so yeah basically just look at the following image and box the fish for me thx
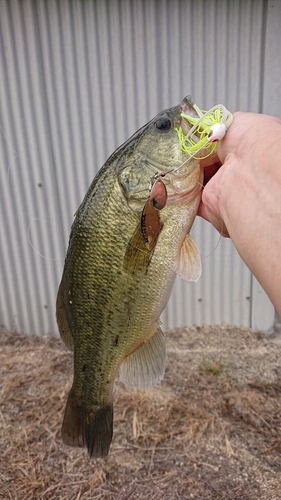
[56,96,204,458]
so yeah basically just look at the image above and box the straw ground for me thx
[1,318,281,499]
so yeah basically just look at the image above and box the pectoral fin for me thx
[119,326,166,390]
[124,201,162,274]
[174,234,202,282]
[123,225,151,273]
[141,200,162,251]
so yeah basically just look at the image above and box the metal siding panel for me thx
[262,1,281,118]
[251,277,276,333]
[162,219,252,329]
[0,0,275,336]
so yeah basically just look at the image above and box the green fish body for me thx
[56,97,203,458]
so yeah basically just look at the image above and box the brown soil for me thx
[1,317,281,499]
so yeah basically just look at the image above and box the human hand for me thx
[198,111,281,314]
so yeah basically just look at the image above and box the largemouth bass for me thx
[56,96,204,458]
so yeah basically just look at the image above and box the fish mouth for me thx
[180,96,200,136]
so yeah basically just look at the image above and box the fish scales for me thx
[57,97,204,458]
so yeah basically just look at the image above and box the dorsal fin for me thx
[56,281,74,348]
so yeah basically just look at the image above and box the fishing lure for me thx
[148,102,233,190]
[176,102,233,161]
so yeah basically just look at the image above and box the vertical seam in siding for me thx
[259,0,268,113]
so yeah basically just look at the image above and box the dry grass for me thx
[1,322,281,499]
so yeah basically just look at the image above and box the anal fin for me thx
[119,326,166,390]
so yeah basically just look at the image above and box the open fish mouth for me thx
[180,96,200,136]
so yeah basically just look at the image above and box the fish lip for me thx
[180,95,200,118]
[180,95,195,114]
[180,96,200,136]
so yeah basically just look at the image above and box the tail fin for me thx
[61,389,113,458]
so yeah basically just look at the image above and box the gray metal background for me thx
[1,0,280,336]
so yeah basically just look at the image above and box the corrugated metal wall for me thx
[1,0,280,336]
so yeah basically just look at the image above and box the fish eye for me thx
[155,116,172,131]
